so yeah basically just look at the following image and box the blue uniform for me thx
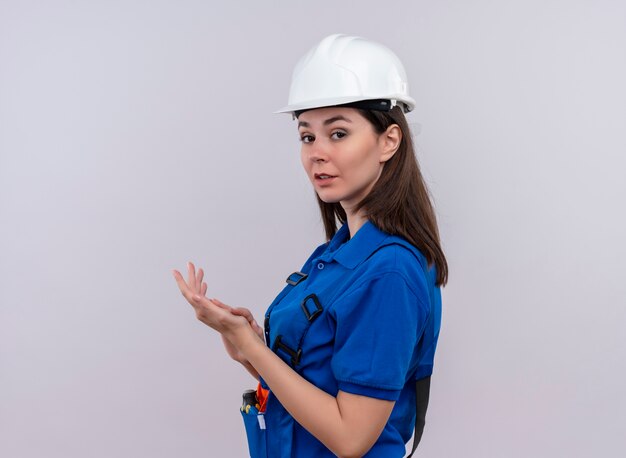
[256,220,442,457]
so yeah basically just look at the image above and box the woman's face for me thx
[297,107,400,211]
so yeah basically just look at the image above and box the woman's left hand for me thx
[172,262,251,339]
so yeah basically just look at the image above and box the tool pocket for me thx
[240,385,269,458]
[241,405,266,458]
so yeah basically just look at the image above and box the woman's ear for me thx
[379,124,402,163]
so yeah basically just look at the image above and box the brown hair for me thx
[315,106,448,286]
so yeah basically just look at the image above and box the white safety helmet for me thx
[276,34,415,116]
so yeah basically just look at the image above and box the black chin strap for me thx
[407,376,431,457]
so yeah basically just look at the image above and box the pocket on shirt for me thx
[240,388,267,458]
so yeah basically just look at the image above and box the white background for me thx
[1,1,625,457]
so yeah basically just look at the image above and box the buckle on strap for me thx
[286,271,308,286]
[300,294,323,322]
[273,335,302,366]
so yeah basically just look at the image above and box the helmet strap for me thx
[294,99,397,118]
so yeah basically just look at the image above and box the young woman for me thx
[173,34,447,458]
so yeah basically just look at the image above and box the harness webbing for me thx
[407,375,431,457]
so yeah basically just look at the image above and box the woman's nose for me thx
[306,142,328,163]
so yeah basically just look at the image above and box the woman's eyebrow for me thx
[323,115,352,125]
[298,115,353,128]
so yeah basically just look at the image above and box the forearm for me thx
[236,331,384,457]
[240,359,260,381]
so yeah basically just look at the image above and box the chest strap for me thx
[286,271,308,286]
[269,291,325,368]
[264,265,348,370]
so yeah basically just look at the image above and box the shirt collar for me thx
[322,220,391,270]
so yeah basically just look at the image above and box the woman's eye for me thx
[300,134,314,143]
[331,131,347,140]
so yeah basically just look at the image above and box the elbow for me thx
[336,451,369,458]
[333,439,374,458]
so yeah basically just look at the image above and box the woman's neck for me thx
[344,208,368,239]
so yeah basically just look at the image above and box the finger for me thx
[248,316,262,329]
[232,307,254,321]
[252,322,264,340]
[195,296,241,321]
[201,282,208,296]
[172,269,192,297]
[192,295,230,327]
[211,298,228,308]
[173,269,203,307]
[193,293,211,305]
[246,315,262,331]
[231,308,263,339]
[196,268,204,294]
[208,297,232,311]
[187,261,197,291]
[231,307,261,331]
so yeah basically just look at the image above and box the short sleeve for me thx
[329,272,428,401]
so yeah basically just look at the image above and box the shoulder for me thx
[328,243,431,327]
[323,244,430,317]
[359,237,428,295]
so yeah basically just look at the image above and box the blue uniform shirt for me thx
[261,220,442,457]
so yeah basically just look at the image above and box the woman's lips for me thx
[314,173,337,186]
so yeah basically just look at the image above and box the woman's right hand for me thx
[213,299,264,342]
[210,298,264,378]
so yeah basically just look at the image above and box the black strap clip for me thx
[300,294,323,322]
[263,315,270,344]
[286,271,308,286]
[273,335,302,367]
